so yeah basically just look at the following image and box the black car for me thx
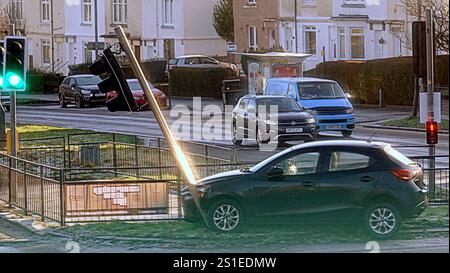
[59,75,105,108]
[182,140,429,239]
[232,95,318,146]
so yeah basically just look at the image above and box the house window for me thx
[112,0,127,24]
[247,0,257,6]
[248,26,258,50]
[351,28,365,59]
[163,0,174,26]
[42,40,51,64]
[10,0,23,20]
[304,26,316,55]
[41,0,50,23]
[303,0,316,5]
[344,0,365,5]
[338,28,346,59]
[82,0,92,24]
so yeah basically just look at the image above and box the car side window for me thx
[247,99,257,113]
[273,152,320,176]
[287,84,298,100]
[329,152,371,172]
[62,78,70,85]
[201,58,218,65]
[185,58,201,65]
[239,99,248,110]
[266,82,287,96]
[69,78,76,86]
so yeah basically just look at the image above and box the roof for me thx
[242,95,295,100]
[176,55,211,59]
[66,74,98,78]
[269,77,337,83]
[293,140,390,150]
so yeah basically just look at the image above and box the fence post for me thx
[8,156,12,208]
[40,166,45,221]
[23,161,28,215]
[63,137,67,169]
[59,169,66,226]
[112,134,118,178]
[429,151,436,199]
[67,135,72,169]
[158,138,163,180]
[134,136,140,177]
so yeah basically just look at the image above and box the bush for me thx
[169,67,235,98]
[26,72,65,93]
[305,56,449,106]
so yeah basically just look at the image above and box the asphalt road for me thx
[7,104,449,160]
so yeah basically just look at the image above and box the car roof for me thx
[67,74,98,78]
[292,140,390,151]
[242,95,294,100]
[176,55,213,59]
[268,77,337,83]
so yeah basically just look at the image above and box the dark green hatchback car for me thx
[182,140,429,239]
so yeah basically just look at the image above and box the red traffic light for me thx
[426,121,439,145]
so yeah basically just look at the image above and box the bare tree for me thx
[0,2,26,37]
[396,0,449,54]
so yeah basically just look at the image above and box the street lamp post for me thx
[294,0,298,53]
[94,0,99,59]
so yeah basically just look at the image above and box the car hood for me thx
[79,85,100,91]
[299,98,352,110]
[269,111,313,121]
[197,170,251,185]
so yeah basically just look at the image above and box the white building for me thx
[1,0,227,75]
[279,0,411,70]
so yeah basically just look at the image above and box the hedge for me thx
[304,55,449,106]
[169,67,235,99]
[26,72,65,93]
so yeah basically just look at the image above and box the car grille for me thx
[278,120,309,126]
[318,119,348,124]
[313,107,349,115]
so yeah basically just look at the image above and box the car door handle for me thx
[360,176,375,183]
[302,181,317,188]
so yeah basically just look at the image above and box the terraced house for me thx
[0,0,226,75]
[233,0,412,70]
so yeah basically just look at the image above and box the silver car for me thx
[166,55,238,77]
[0,91,10,112]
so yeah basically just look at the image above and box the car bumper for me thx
[272,125,318,141]
[181,194,202,222]
[314,114,355,132]
[84,95,106,104]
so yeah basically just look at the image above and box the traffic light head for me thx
[3,37,27,91]
[426,121,439,145]
[89,48,138,112]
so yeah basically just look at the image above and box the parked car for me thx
[264,77,355,137]
[166,55,238,77]
[106,79,167,109]
[182,140,429,239]
[59,75,105,108]
[232,95,318,146]
[0,91,10,112]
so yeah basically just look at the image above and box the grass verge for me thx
[383,117,449,131]
[59,206,449,250]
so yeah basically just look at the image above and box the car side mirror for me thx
[345,93,352,99]
[267,167,284,180]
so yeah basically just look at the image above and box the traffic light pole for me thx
[426,9,435,195]
[114,26,209,226]
[10,89,17,158]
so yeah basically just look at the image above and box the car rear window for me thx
[76,76,101,86]
[265,81,287,95]
[169,59,178,65]
[384,146,415,166]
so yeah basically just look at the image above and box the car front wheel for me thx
[232,122,242,146]
[208,199,245,232]
[75,95,84,108]
[342,130,353,137]
[59,94,67,108]
[364,203,402,240]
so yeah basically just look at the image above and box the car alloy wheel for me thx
[212,204,240,232]
[75,95,83,108]
[364,203,401,239]
[59,95,67,108]
[232,122,242,146]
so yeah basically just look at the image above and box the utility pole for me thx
[425,9,436,195]
[294,0,298,53]
[94,0,99,59]
[50,0,55,74]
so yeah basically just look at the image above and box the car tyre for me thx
[74,95,84,109]
[232,122,242,146]
[342,130,353,137]
[207,199,246,233]
[59,94,67,108]
[363,203,402,240]
[256,127,269,147]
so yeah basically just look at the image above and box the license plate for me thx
[286,128,303,133]
[326,125,344,129]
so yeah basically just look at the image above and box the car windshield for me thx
[297,82,346,100]
[257,98,302,113]
[76,76,101,86]
[250,148,295,173]
[127,81,154,91]
[384,146,417,166]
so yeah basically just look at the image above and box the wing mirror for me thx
[345,93,352,99]
[267,167,284,179]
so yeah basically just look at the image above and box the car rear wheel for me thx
[364,203,402,240]
[232,122,242,146]
[208,199,245,232]
[74,95,83,109]
[59,94,67,108]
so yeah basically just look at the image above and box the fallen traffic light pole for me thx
[114,26,209,226]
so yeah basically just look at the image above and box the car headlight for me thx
[81,90,91,95]
[307,110,318,116]
[346,108,354,114]
[306,118,316,124]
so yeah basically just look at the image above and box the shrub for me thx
[169,67,235,98]
[305,56,449,106]
[26,72,65,93]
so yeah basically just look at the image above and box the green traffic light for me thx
[8,75,21,86]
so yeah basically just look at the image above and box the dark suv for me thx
[59,75,105,108]
[232,95,318,146]
[182,140,429,239]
